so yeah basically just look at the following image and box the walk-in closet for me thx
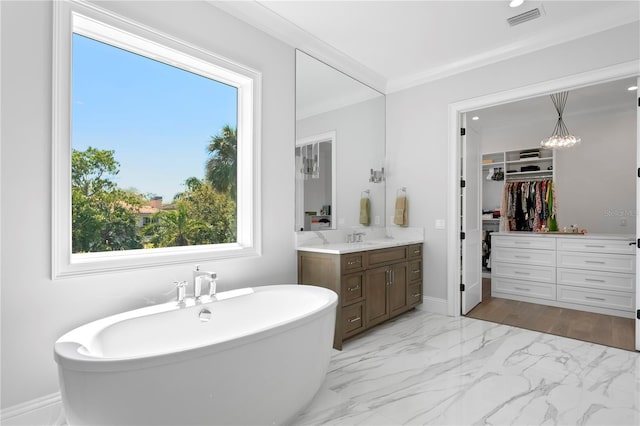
[466,77,638,351]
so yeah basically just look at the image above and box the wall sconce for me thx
[369,167,385,183]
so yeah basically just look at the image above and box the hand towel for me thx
[359,197,370,226]
[393,195,407,226]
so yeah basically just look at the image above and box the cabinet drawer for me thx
[341,273,364,306]
[557,238,636,255]
[492,235,555,250]
[557,268,635,292]
[342,253,365,273]
[492,247,556,267]
[556,251,635,274]
[407,283,422,307]
[556,285,634,312]
[342,302,365,337]
[492,262,555,283]
[492,277,556,300]
[408,244,423,259]
[408,260,422,283]
[367,246,407,267]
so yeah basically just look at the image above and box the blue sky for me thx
[72,34,237,202]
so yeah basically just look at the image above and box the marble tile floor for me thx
[293,310,640,426]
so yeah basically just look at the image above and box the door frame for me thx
[446,60,640,318]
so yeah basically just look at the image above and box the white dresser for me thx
[492,233,636,318]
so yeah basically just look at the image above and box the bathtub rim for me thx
[54,284,337,373]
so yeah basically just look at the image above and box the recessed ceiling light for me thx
[628,86,638,91]
[472,116,480,121]
[509,0,524,8]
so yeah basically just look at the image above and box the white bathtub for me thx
[54,284,337,425]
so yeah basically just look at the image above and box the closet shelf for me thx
[505,157,553,165]
[505,170,553,178]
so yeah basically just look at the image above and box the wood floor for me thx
[466,278,636,351]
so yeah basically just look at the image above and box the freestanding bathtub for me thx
[54,284,337,425]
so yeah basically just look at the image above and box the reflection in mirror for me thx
[295,50,385,231]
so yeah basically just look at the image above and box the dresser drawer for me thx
[341,272,364,306]
[557,285,635,312]
[492,277,556,301]
[556,251,635,274]
[341,253,365,273]
[492,235,556,250]
[408,260,422,283]
[492,247,556,267]
[556,268,635,292]
[342,302,365,337]
[407,283,422,307]
[556,237,636,255]
[408,244,423,259]
[492,262,555,283]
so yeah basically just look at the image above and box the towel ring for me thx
[397,187,406,196]
[361,190,370,199]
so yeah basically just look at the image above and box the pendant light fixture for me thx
[540,91,581,149]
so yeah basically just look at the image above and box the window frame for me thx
[52,0,262,279]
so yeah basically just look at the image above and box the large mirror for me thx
[295,50,386,231]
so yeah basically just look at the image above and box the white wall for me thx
[297,96,386,229]
[479,107,636,234]
[386,22,639,301]
[0,0,295,411]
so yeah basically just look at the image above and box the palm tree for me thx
[142,203,210,247]
[206,125,237,200]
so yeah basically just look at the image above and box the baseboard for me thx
[1,392,64,426]
[417,296,448,315]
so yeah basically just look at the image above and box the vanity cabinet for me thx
[298,243,423,349]
[492,233,635,318]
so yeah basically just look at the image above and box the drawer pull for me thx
[411,293,422,297]
[347,259,360,265]
[584,278,605,283]
[514,255,531,259]
[413,250,421,255]
[412,269,421,274]
[347,285,360,292]
[514,287,531,291]
[514,241,531,244]
[585,296,606,301]
[514,271,531,275]
[585,260,606,264]
[348,316,361,323]
[585,245,605,248]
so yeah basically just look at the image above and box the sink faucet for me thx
[193,265,217,300]
[346,231,366,243]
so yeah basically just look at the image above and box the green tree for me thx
[72,147,143,253]
[206,125,237,200]
[145,179,236,247]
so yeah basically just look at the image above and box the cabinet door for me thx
[389,262,408,317]
[365,265,390,327]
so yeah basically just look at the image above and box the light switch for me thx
[435,219,446,230]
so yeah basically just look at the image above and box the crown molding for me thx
[207,0,386,93]
[387,9,639,93]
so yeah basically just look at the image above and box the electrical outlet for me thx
[435,219,446,230]
[375,215,380,225]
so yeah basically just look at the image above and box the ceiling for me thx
[212,0,639,93]
[469,76,638,132]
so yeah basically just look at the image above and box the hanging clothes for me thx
[501,179,556,232]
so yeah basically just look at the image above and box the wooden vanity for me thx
[298,242,423,349]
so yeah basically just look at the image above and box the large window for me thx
[53,1,261,278]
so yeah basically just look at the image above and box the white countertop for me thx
[493,232,634,240]
[296,238,423,254]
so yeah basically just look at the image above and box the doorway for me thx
[449,61,640,351]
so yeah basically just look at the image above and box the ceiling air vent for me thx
[507,8,541,26]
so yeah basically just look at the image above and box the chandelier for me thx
[540,91,581,149]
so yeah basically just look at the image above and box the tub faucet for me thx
[174,281,188,305]
[193,265,217,299]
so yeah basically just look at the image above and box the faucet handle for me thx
[174,280,188,304]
